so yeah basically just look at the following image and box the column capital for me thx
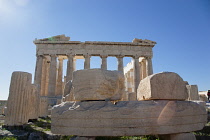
[58,57,64,61]
[36,54,44,57]
[145,56,152,59]
[66,53,74,57]
[50,54,57,58]
[133,55,140,59]
[100,55,108,58]
[84,53,91,58]
[116,55,124,58]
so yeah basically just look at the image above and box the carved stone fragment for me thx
[72,69,125,101]
[137,72,188,100]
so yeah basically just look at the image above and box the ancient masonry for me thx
[4,34,206,140]
[33,35,156,104]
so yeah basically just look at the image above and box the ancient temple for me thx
[33,34,156,105]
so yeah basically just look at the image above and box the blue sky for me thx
[0,0,209,100]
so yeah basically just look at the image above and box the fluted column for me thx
[48,54,57,96]
[142,59,147,79]
[133,56,141,93]
[117,55,124,72]
[100,55,107,70]
[146,57,153,76]
[66,54,74,82]
[44,60,50,96]
[40,57,47,96]
[73,58,76,71]
[56,57,63,96]
[84,54,90,69]
[5,72,32,126]
[34,55,44,92]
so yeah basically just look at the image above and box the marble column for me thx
[56,57,63,96]
[66,54,74,82]
[48,54,57,97]
[44,60,50,96]
[142,59,147,79]
[146,57,153,76]
[140,61,143,80]
[5,72,32,126]
[117,55,124,72]
[100,55,107,70]
[73,58,76,71]
[34,55,43,92]
[40,57,47,96]
[133,56,141,93]
[84,54,90,69]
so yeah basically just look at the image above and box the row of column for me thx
[135,56,153,92]
[34,54,126,97]
[125,56,153,93]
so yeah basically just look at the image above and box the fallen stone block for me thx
[72,69,125,101]
[51,100,207,136]
[137,72,188,100]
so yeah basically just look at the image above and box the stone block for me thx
[159,132,196,140]
[51,100,207,136]
[137,72,188,100]
[186,85,199,100]
[128,92,137,101]
[72,69,125,101]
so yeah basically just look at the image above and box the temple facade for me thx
[33,35,156,105]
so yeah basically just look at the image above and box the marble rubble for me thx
[51,71,207,139]
[52,100,206,136]
[137,72,188,100]
[72,69,125,101]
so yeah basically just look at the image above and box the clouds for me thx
[14,0,29,6]
[0,0,29,16]
[0,0,30,25]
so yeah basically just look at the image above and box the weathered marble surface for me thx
[159,132,196,140]
[137,72,188,100]
[5,72,32,125]
[39,96,48,117]
[28,84,39,120]
[34,37,155,57]
[51,100,207,136]
[186,85,199,100]
[72,69,125,101]
[63,80,72,97]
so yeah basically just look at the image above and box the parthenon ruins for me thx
[3,34,207,140]
[33,34,156,105]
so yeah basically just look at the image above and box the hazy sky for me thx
[0,0,210,100]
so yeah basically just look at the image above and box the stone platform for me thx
[51,100,207,136]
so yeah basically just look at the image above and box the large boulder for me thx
[72,69,125,101]
[137,72,188,100]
